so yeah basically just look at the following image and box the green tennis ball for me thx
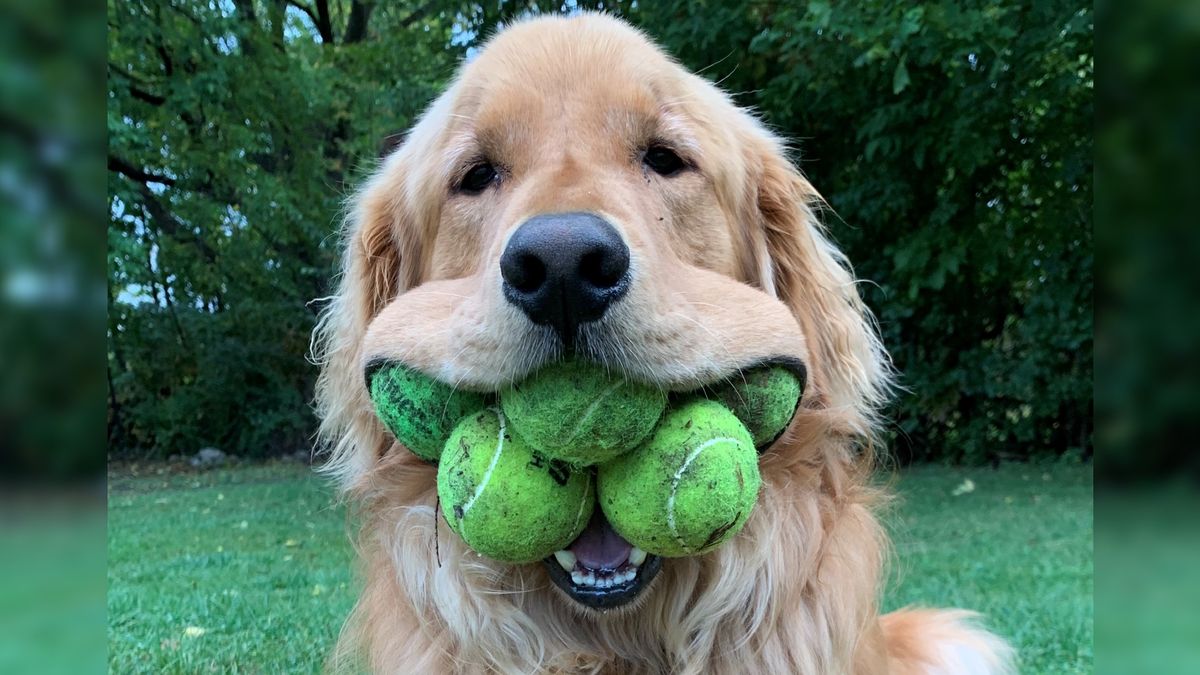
[597,399,760,558]
[500,360,667,466]
[709,365,804,447]
[369,364,488,462]
[438,408,594,563]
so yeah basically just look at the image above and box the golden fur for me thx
[313,13,1014,674]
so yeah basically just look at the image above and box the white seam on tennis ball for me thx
[461,408,506,522]
[572,476,591,534]
[561,379,624,447]
[666,437,741,554]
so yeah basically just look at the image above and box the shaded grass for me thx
[881,463,1093,674]
[107,462,1092,673]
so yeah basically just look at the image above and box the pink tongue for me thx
[570,510,632,570]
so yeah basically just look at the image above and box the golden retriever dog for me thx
[313,13,1014,674]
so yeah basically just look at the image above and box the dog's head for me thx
[315,13,889,625]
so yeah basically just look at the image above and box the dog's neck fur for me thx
[333,413,889,675]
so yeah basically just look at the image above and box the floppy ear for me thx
[312,151,423,488]
[753,142,892,436]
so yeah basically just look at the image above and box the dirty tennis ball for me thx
[368,364,488,463]
[708,365,804,447]
[500,360,667,466]
[438,408,594,563]
[597,399,760,558]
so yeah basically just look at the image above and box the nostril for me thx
[501,247,549,295]
[579,247,628,290]
[511,254,547,293]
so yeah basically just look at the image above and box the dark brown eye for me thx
[459,162,498,193]
[643,145,686,176]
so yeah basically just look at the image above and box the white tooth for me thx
[623,570,635,583]
[584,571,596,586]
[629,547,647,566]
[571,571,584,585]
[600,577,612,588]
[554,550,576,572]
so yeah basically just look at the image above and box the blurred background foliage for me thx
[3,0,106,478]
[106,0,1092,464]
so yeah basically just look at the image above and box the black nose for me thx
[500,212,631,340]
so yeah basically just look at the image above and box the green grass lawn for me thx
[107,461,1093,673]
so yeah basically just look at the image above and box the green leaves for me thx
[892,55,911,94]
[807,1,833,31]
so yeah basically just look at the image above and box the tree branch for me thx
[108,155,178,187]
[398,0,439,30]
[287,1,319,30]
[135,183,218,264]
[156,43,174,76]
[233,0,257,24]
[129,85,167,105]
[268,0,287,51]
[287,0,333,42]
[108,65,169,105]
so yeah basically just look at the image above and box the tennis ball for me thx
[368,364,488,463]
[438,408,594,563]
[597,399,760,558]
[709,365,804,447]
[500,360,667,466]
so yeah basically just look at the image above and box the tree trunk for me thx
[316,0,334,43]
[343,1,372,44]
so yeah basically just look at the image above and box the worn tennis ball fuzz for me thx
[438,408,594,563]
[597,399,760,558]
[709,365,804,447]
[500,360,667,466]
[368,364,488,463]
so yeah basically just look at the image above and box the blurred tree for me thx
[2,0,106,477]
[107,0,1092,464]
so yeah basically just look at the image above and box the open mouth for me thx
[542,508,663,610]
